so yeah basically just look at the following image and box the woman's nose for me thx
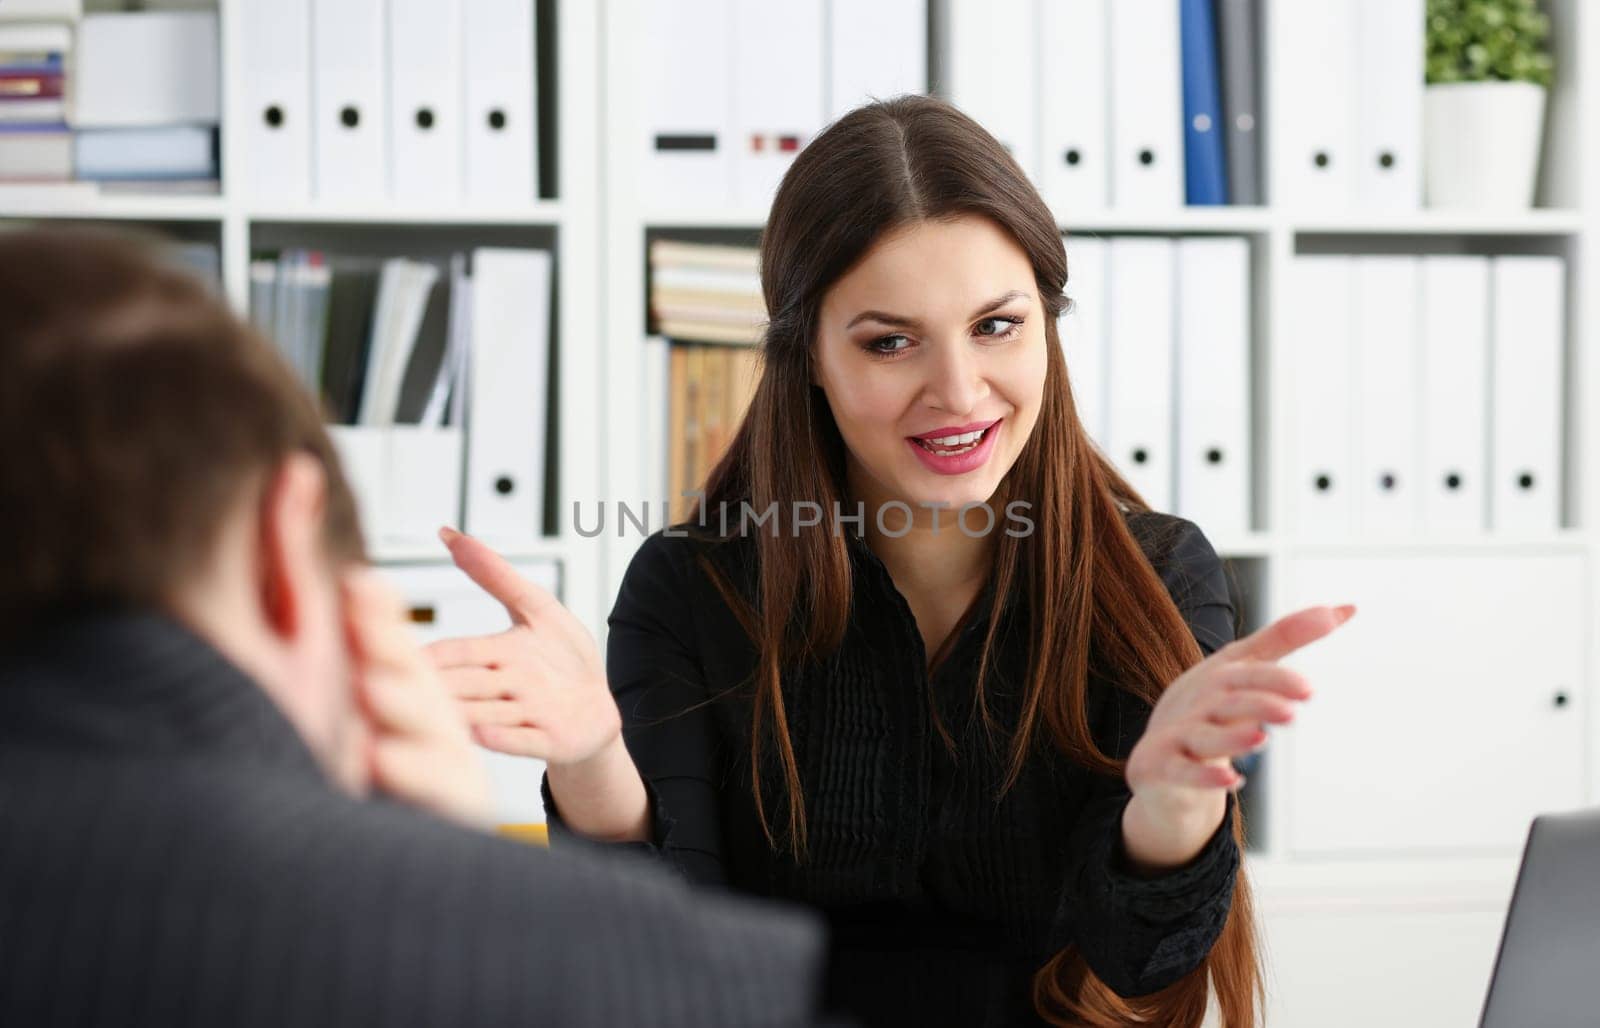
[921,340,988,415]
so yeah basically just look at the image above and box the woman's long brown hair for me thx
[688,95,1261,1027]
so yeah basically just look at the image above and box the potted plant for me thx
[1424,0,1555,209]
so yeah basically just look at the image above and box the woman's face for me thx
[813,215,1048,522]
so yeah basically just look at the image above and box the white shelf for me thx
[1277,531,1589,555]
[643,207,768,229]
[245,200,567,226]
[0,184,226,221]
[1290,208,1585,236]
[1057,205,1275,234]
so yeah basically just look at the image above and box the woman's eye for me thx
[868,334,912,354]
[975,316,1023,337]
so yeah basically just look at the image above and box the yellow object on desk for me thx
[498,823,549,847]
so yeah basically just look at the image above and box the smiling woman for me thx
[431,94,1349,1028]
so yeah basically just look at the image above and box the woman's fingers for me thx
[438,666,507,701]
[461,698,531,728]
[1182,721,1268,761]
[1157,751,1243,790]
[1205,688,1298,726]
[1213,661,1313,701]
[441,527,573,633]
[423,632,510,671]
[472,723,550,758]
[1219,604,1356,665]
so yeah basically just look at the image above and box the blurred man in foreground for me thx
[0,226,832,1027]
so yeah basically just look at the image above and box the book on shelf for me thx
[0,22,68,181]
[648,236,766,347]
[663,340,761,525]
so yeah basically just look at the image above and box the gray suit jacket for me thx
[0,610,837,1027]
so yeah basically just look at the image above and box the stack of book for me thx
[646,238,765,521]
[73,11,220,189]
[648,238,765,345]
[0,22,70,182]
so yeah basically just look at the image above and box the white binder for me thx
[1288,257,1355,536]
[241,0,312,202]
[1108,0,1184,209]
[1489,256,1565,534]
[389,0,463,204]
[465,248,553,545]
[732,0,824,211]
[328,426,387,543]
[1352,256,1422,536]
[1420,256,1490,534]
[1274,1,1354,210]
[945,0,1038,181]
[1105,237,1175,511]
[1353,0,1422,210]
[1039,0,1110,216]
[1175,237,1251,539]
[384,559,562,825]
[463,0,538,204]
[826,0,925,120]
[385,426,466,545]
[311,0,387,202]
[643,0,733,209]
[75,12,219,127]
[1062,236,1108,448]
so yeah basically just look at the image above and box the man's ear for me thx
[257,453,329,641]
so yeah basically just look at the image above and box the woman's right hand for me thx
[423,527,623,771]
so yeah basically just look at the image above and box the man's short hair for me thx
[0,225,367,645]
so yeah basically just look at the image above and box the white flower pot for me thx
[1423,81,1547,209]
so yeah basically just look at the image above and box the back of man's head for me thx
[0,225,366,646]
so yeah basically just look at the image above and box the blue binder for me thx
[1180,0,1229,205]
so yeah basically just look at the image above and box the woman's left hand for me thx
[1120,603,1355,868]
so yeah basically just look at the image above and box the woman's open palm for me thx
[424,527,623,769]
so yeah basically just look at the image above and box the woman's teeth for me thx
[916,426,990,456]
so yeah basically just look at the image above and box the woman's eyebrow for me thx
[845,289,1032,330]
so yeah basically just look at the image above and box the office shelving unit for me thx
[0,0,607,638]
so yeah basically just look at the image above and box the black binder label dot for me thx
[1380,472,1397,491]
[1206,448,1223,464]
[264,105,284,128]
[1138,149,1155,166]
[1379,151,1396,169]
[1132,448,1149,465]
[1554,691,1570,708]
[416,107,435,130]
[1314,151,1330,169]
[488,109,507,130]
[340,105,360,129]
[1065,148,1081,166]
[1315,473,1332,492]
[1445,472,1462,490]
[494,476,516,496]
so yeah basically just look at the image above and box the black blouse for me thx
[543,509,1241,1028]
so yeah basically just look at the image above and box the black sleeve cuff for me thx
[1096,791,1241,926]
[540,768,686,869]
